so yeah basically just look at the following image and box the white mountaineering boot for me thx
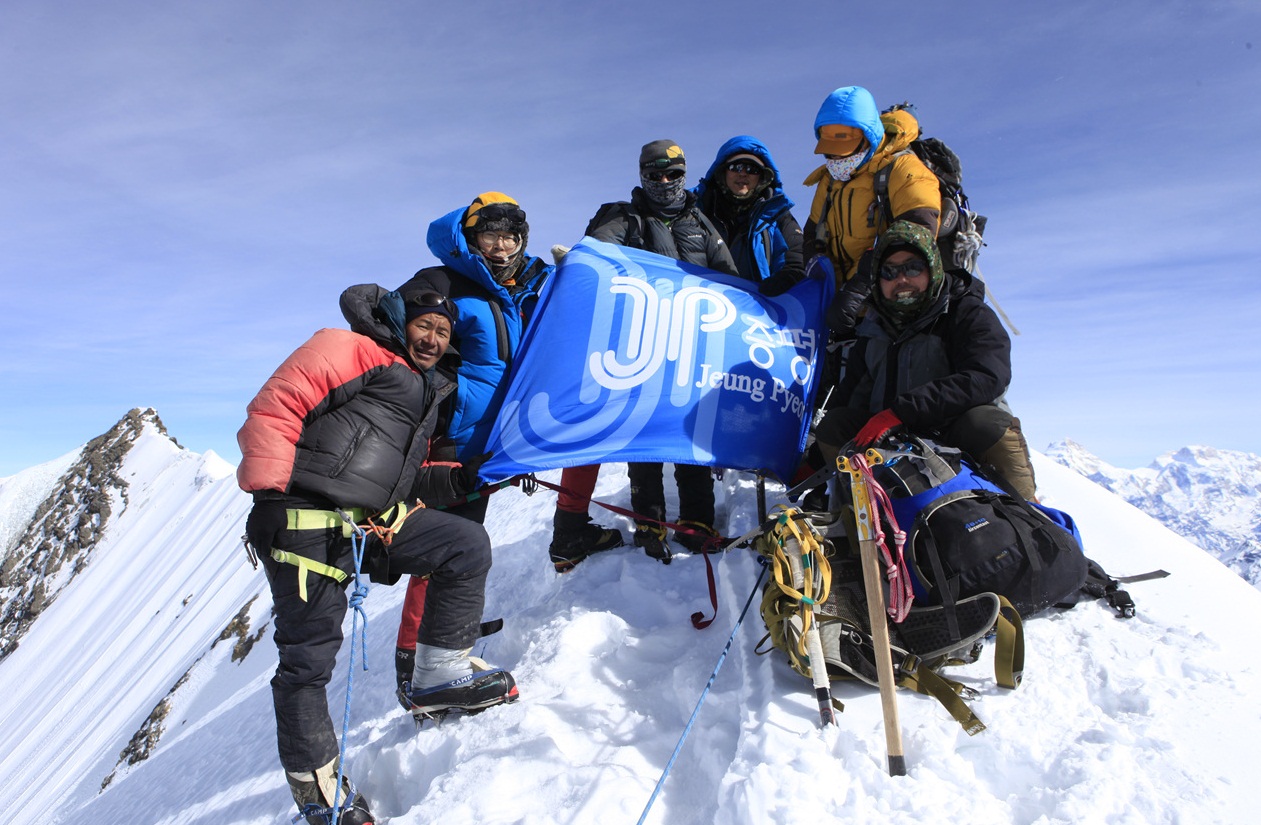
[403,643,518,716]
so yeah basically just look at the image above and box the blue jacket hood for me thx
[420,204,550,459]
[813,86,885,169]
[426,207,514,299]
[695,135,789,202]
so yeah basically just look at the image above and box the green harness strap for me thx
[269,505,399,602]
[271,548,349,602]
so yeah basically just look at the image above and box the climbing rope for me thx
[303,512,372,825]
[636,558,769,825]
[847,451,914,622]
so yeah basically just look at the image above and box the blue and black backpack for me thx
[870,437,1089,623]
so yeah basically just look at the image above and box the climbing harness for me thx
[262,503,414,602]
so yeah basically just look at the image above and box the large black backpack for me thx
[865,438,1089,626]
[873,105,987,274]
[754,507,1024,735]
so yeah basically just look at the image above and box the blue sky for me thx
[2,0,1259,476]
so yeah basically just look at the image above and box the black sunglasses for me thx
[408,291,456,319]
[725,160,767,177]
[879,258,929,281]
[645,168,684,182]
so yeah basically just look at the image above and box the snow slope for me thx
[0,447,80,555]
[3,432,1260,824]
[0,428,261,818]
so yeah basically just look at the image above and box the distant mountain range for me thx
[1046,439,1261,590]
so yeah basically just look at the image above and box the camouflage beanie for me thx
[872,221,945,327]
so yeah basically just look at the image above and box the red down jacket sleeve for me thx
[236,328,404,495]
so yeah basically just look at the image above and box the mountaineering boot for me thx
[634,522,671,564]
[286,757,374,825]
[673,520,727,554]
[401,644,519,717]
[394,646,415,693]
[549,508,624,572]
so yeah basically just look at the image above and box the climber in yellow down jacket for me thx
[803,85,941,336]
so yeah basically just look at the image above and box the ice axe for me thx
[839,451,907,776]
[780,512,837,727]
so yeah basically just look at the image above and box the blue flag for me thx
[480,238,834,483]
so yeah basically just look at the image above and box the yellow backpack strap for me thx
[992,596,1025,689]
[897,655,986,736]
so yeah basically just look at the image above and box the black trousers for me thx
[627,462,715,526]
[261,506,491,771]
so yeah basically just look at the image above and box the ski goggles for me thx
[464,200,527,231]
[879,258,929,281]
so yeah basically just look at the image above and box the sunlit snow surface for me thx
[2,430,1258,824]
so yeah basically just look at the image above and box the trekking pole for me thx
[755,473,767,522]
[783,515,836,727]
[839,454,907,776]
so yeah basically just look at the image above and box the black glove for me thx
[451,452,492,497]
[757,270,798,297]
[245,501,288,553]
[428,435,459,465]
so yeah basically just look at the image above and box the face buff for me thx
[825,152,865,181]
[642,174,687,206]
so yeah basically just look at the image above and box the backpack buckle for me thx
[1108,589,1136,618]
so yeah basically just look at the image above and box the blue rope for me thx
[636,558,769,825]
[331,515,372,821]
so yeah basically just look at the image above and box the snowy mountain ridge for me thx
[1046,439,1261,589]
[3,412,1261,824]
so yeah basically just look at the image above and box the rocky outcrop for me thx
[0,408,177,660]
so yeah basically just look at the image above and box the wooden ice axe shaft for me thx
[843,455,907,776]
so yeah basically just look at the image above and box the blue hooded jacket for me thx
[693,135,799,284]
[419,207,551,459]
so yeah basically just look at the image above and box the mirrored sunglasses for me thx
[725,160,767,177]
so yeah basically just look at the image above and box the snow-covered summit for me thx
[0,408,258,817]
[1046,439,1261,589]
[4,414,1261,823]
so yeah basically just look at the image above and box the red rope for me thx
[514,473,726,628]
[851,453,914,622]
